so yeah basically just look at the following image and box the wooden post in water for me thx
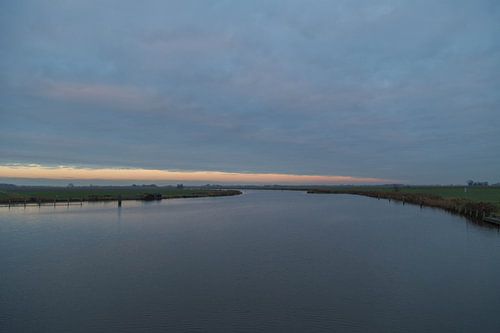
[118,195,122,207]
[67,199,70,206]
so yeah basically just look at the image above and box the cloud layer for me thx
[1,0,499,184]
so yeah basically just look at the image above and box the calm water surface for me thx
[1,190,500,332]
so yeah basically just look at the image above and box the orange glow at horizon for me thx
[0,164,390,184]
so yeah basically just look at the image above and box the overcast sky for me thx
[1,0,499,184]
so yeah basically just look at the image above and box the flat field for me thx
[0,185,240,204]
[321,185,500,213]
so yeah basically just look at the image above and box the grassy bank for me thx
[308,186,500,220]
[0,185,241,205]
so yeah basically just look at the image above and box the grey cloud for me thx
[1,0,499,183]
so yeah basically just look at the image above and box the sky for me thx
[1,0,499,185]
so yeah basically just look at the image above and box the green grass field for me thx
[321,186,500,213]
[0,185,240,204]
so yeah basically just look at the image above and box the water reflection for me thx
[117,205,122,233]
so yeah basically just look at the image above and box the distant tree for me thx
[467,180,474,187]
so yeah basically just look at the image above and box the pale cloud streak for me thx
[33,80,162,110]
[0,164,390,185]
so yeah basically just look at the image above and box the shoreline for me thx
[307,189,498,224]
[0,189,242,207]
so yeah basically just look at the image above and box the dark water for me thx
[1,190,500,332]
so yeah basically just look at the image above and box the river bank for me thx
[0,185,241,206]
[308,188,498,222]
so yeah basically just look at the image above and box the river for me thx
[1,190,500,332]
